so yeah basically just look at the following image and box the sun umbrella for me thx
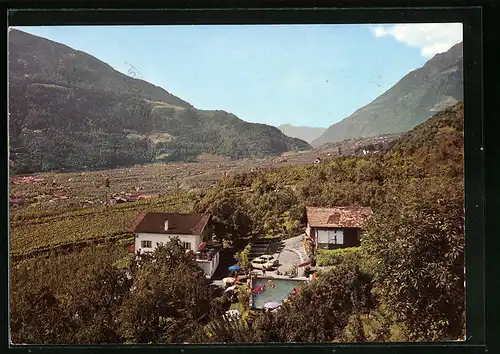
[198,242,207,251]
[264,301,281,310]
[224,285,237,293]
[228,265,242,271]
[222,277,236,284]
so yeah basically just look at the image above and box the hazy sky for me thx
[15,24,462,128]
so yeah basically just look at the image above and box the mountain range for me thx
[8,29,464,174]
[312,41,463,147]
[8,29,310,174]
[277,124,326,144]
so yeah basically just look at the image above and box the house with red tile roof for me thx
[305,207,373,252]
[129,212,220,278]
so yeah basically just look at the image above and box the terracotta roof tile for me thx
[129,212,211,235]
[306,206,373,228]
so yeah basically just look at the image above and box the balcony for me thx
[195,242,222,261]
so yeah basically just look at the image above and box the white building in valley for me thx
[129,212,221,278]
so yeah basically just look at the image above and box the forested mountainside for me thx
[8,29,310,174]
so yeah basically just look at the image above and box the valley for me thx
[9,133,400,215]
[9,102,465,344]
[8,24,465,345]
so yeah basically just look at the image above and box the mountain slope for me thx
[312,42,463,147]
[8,29,194,110]
[278,124,326,144]
[8,29,310,174]
[387,101,464,162]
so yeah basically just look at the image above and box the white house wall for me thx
[135,233,202,253]
[196,251,220,278]
[135,232,220,278]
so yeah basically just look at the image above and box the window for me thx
[156,242,164,247]
[182,242,191,250]
[328,230,343,245]
[141,240,152,248]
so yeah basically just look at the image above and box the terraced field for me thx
[9,192,198,259]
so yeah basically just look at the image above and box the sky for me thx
[14,23,462,128]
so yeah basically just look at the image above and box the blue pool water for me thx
[251,277,306,309]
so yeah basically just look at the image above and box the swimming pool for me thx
[251,277,306,309]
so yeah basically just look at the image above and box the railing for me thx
[196,250,218,261]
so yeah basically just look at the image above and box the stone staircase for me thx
[248,239,274,260]
[248,238,286,261]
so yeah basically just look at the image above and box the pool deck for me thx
[253,274,309,281]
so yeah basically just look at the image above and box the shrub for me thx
[237,285,251,312]
[316,247,361,267]
[235,243,252,269]
[304,266,313,277]
[210,296,231,319]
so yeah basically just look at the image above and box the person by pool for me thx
[288,288,300,297]
[252,285,267,294]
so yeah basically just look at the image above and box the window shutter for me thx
[318,230,328,244]
[337,231,344,244]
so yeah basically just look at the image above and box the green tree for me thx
[195,189,252,246]
[117,239,216,343]
[64,263,131,344]
[10,284,73,344]
[361,179,465,341]
[250,260,375,343]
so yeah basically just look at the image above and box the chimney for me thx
[164,219,169,231]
